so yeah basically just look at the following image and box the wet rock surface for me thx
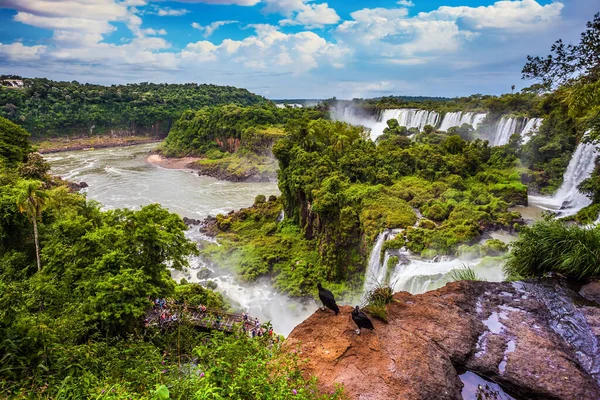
[285,280,600,400]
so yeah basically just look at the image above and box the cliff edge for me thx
[285,280,600,400]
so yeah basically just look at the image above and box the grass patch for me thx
[505,219,600,280]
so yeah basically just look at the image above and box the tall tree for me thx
[522,12,600,86]
[15,180,47,272]
[0,116,30,166]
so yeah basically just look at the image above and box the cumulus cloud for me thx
[336,0,563,65]
[397,0,414,6]
[0,0,174,72]
[0,42,46,61]
[191,20,238,37]
[156,7,189,16]
[263,0,340,28]
[182,24,349,73]
[423,0,563,31]
[168,0,260,5]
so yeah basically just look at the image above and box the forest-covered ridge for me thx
[0,76,268,138]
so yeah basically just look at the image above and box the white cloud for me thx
[0,0,129,21]
[423,0,563,31]
[397,0,414,6]
[157,7,189,16]
[336,0,563,65]
[182,24,349,73]
[280,3,340,28]
[262,0,306,15]
[167,0,260,5]
[0,42,46,61]
[191,20,238,37]
[263,0,340,28]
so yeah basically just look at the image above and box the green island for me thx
[0,11,599,400]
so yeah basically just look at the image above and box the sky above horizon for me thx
[0,0,596,99]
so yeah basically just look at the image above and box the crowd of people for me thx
[145,298,275,340]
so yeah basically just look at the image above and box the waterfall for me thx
[529,136,599,217]
[378,109,439,133]
[438,112,487,132]
[363,229,399,293]
[521,118,544,145]
[488,117,523,146]
[330,106,383,141]
[390,257,465,294]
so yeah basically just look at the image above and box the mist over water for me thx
[47,144,316,336]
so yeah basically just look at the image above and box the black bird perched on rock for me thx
[317,283,339,315]
[352,306,374,335]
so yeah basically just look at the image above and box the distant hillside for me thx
[0,76,268,138]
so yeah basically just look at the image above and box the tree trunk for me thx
[33,215,41,272]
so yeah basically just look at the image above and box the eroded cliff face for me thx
[285,280,600,400]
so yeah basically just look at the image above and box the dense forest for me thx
[0,116,343,398]
[0,78,267,138]
[1,12,599,399]
[189,14,600,299]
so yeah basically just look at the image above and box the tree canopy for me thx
[0,77,268,138]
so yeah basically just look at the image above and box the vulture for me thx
[317,283,339,315]
[352,305,374,335]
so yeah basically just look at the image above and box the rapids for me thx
[47,143,315,336]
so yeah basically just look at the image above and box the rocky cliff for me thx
[285,280,600,400]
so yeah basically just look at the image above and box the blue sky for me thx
[0,0,596,98]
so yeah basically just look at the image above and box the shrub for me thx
[480,239,508,256]
[254,194,267,205]
[505,220,600,280]
[449,265,482,281]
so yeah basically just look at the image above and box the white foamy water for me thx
[520,118,543,145]
[363,229,398,293]
[47,144,318,336]
[489,117,523,146]
[439,112,487,132]
[529,137,599,217]
[362,228,508,297]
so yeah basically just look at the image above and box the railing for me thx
[146,305,259,333]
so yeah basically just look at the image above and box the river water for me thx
[46,143,318,336]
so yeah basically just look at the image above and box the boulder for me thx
[285,280,600,400]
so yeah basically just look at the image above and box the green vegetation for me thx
[0,77,268,138]
[449,266,482,282]
[0,115,339,399]
[199,118,524,297]
[363,285,395,323]
[161,104,324,157]
[505,219,600,280]
[521,12,600,194]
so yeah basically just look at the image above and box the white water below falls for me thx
[530,139,599,217]
[363,230,507,298]
[47,144,317,336]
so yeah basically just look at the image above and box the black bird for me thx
[352,306,374,335]
[317,283,339,315]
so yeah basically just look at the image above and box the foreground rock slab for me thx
[285,280,600,400]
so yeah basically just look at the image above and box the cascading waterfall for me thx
[363,229,397,293]
[520,118,543,144]
[374,109,440,137]
[390,257,466,294]
[330,106,383,141]
[529,134,599,217]
[439,112,487,132]
[489,117,524,146]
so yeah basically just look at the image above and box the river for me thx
[46,143,317,336]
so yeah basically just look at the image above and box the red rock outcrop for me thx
[285,280,600,400]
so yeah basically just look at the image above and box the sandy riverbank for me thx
[146,154,201,169]
[36,136,162,154]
